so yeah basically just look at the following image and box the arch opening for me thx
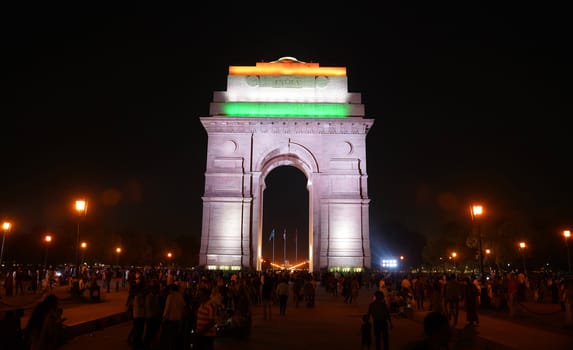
[260,165,309,270]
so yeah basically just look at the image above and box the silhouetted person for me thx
[368,290,393,350]
[402,311,452,350]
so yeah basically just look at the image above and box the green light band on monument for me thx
[222,102,349,118]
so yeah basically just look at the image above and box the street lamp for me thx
[115,247,122,266]
[167,252,173,267]
[471,204,485,282]
[519,241,527,275]
[74,199,88,278]
[1,221,12,266]
[563,230,571,273]
[452,252,457,272]
[485,248,491,269]
[80,241,87,266]
[44,234,52,269]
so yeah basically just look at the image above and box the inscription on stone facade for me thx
[258,75,316,88]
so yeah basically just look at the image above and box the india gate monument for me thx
[199,57,373,273]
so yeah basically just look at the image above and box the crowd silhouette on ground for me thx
[1,265,572,349]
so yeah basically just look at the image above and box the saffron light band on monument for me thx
[229,57,347,77]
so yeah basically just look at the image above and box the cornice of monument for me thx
[200,117,373,135]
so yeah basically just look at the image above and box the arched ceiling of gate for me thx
[261,154,311,190]
[256,141,319,182]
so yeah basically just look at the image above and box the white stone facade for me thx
[199,58,373,272]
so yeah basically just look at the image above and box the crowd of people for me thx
[2,266,572,350]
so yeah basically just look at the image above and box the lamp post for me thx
[471,205,485,282]
[167,252,173,267]
[1,221,12,266]
[44,234,52,269]
[564,230,571,273]
[485,248,492,273]
[519,241,527,275]
[115,247,122,267]
[452,252,457,273]
[74,199,88,278]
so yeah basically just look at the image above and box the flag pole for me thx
[283,228,287,268]
[295,228,298,264]
[272,232,275,268]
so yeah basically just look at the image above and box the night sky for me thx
[1,4,571,265]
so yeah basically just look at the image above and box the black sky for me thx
[1,4,571,259]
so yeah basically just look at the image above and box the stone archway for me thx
[199,57,373,273]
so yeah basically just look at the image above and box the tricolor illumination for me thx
[229,57,346,77]
[222,102,349,118]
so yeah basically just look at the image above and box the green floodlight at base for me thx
[222,102,350,118]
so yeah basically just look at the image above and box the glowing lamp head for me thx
[75,200,88,215]
[116,247,122,254]
[519,242,526,249]
[564,230,571,239]
[452,252,457,258]
[2,221,11,232]
[81,242,87,249]
[472,205,483,217]
[44,235,52,243]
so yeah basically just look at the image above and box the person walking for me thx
[368,290,393,350]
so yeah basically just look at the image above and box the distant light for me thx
[2,222,11,231]
[381,259,398,268]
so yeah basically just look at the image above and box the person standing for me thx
[368,290,393,350]
[443,274,462,326]
[261,272,275,320]
[465,277,480,326]
[143,280,163,350]
[360,314,372,350]
[195,288,217,350]
[128,288,146,349]
[24,294,67,350]
[402,311,453,350]
[160,283,187,349]
[276,278,290,316]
